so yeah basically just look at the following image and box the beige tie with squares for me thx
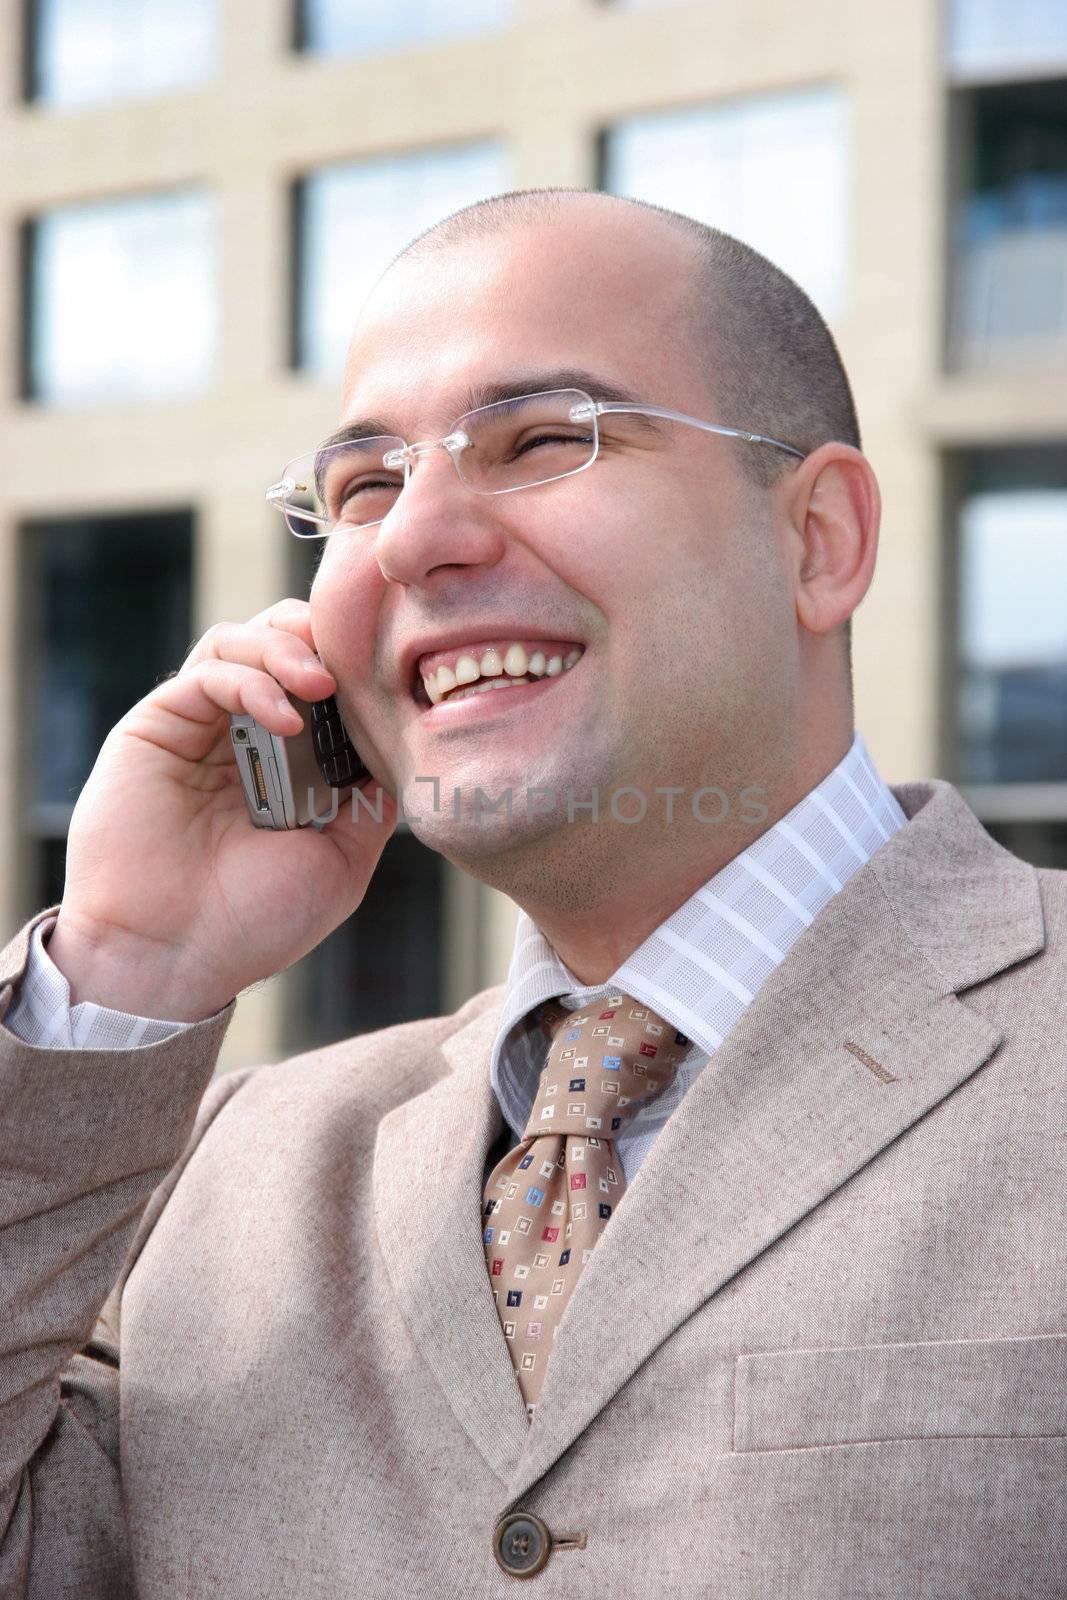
[482,992,688,1421]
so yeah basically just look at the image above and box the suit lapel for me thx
[507,780,1045,1502]
[372,1004,530,1483]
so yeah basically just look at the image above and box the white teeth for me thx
[420,641,583,705]
[447,676,531,704]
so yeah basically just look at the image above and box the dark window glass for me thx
[983,819,1067,870]
[37,837,68,914]
[20,510,194,909]
[287,829,444,1052]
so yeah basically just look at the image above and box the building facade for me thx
[1,0,1065,1068]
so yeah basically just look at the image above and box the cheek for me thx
[308,540,383,681]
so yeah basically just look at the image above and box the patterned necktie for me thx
[483,991,688,1420]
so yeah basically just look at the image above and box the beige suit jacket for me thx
[2,778,1066,1598]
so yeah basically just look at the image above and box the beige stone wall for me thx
[1,0,1062,1063]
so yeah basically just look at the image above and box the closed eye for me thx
[510,431,595,457]
[332,475,405,522]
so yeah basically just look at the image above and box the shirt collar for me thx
[489,730,907,1134]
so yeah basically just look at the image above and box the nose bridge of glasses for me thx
[382,430,471,473]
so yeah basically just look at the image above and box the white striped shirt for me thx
[489,729,907,1182]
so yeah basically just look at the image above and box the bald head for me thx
[389,188,861,493]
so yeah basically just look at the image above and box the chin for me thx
[404,787,567,865]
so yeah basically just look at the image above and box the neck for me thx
[469,726,856,984]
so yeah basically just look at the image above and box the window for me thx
[948,79,1067,368]
[601,86,849,323]
[26,189,215,406]
[951,447,1067,788]
[294,142,508,379]
[946,0,1067,81]
[19,511,194,911]
[298,0,509,56]
[27,0,216,108]
[287,830,445,1052]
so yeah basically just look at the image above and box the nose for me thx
[372,444,507,588]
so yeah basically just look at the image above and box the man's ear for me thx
[782,442,880,639]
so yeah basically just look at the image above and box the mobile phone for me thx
[229,693,369,830]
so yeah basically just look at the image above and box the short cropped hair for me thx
[391,187,862,492]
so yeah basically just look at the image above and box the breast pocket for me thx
[733,1331,1067,1453]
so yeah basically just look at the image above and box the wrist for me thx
[47,911,234,1023]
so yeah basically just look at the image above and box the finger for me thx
[124,660,305,765]
[181,620,335,696]
[251,597,315,645]
[249,598,318,659]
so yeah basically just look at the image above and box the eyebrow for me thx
[320,367,666,452]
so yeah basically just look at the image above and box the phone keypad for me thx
[310,699,367,788]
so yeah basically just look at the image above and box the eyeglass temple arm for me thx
[591,402,806,461]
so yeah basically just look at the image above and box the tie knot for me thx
[523,992,688,1142]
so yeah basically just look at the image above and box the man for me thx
[2,190,1064,1598]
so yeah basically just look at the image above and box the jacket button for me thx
[493,1511,551,1578]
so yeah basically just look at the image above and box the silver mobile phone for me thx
[229,693,369,830]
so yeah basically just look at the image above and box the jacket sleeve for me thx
[0,912,238,1598]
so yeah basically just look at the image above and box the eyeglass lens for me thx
[283,388,598,535]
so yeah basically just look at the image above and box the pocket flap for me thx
[734,1332,1067,1452]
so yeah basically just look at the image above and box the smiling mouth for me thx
[414,639,585,709]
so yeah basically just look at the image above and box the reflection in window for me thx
[949,79,1067,368]
[299,0,509,56]
[946,0,1067,78]
[956,452,1067,783]
[29,0,216,108]
[20,512,193,909]
[295,143,508,379]
[27,190,215,406]
[601,87,848,322]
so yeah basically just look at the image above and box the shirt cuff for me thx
[3,916,195,1049]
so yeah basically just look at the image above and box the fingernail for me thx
[276,694,297,717]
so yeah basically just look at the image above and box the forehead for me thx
[338,215,706,429]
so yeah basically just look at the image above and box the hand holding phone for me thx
[46,600,395,1023]
[230,694,369,830]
